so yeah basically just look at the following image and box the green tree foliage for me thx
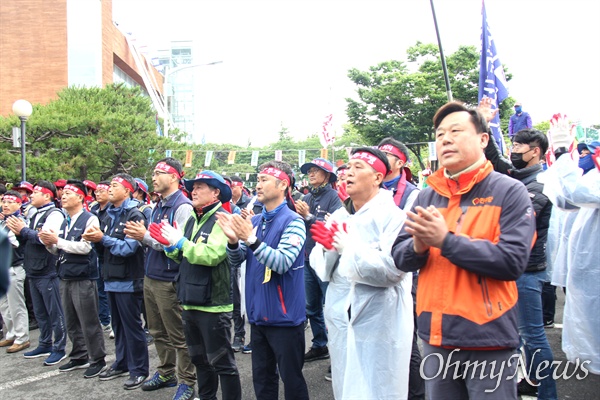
[346,41,514,168]
[0,84,183,184]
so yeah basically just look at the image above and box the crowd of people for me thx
[0,100,598,400]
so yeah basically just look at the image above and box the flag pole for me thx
[429,0,453,102]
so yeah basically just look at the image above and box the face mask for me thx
[510,148,534,170]
[579,154,595,173]
[514,106,522,113]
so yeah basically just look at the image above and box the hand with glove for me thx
[148,222,170,246]
[160,221,186,251]
[310,221,335,250]
[331,222,348,254]
[337,181,349,202]
[548,113,574,157]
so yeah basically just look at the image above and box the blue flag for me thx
[478,1,509,153]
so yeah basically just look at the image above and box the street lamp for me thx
[12,99,32,182]
[163,60,223,139]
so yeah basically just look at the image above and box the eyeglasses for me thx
[510,143,537,152]
[307,168,321,175]
[152,171,169,177]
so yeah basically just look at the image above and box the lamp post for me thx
[163,60,223,139]
[12,100,33,182]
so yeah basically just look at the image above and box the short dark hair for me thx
[350,147,391,187]
[65,180,87,203]
[336,163,348,171]
[98,180,110,187]
[258,160,294,189]
[230,175,243,184]
[157,157,183,176]
[377,137,410,161]
[0,184,6,195]
[433,101,488,134]
[4,190,22,201]
[35,180,58,200]
[111,173,136,196]
[513,129,549,155]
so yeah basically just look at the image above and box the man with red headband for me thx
[13,181,36,222]
[378,137,424,400]
[54,179,67,208]
[149,170,241,400]
[217,160,309,400]
[39,180,107,378]
[124,158,197,400]
[6,180,68,366]
[392,102,536,398]
[309,147,413,399]
[82,173,149,390]
[0,191,30,353]
[90,181,113,335]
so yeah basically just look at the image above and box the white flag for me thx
[298,150,306,166]
[251,151,260,166]
[204,151,214,167]
[275,150,282,161]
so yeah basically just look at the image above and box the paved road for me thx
[0,290,598,399]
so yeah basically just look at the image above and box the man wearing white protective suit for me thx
[541,115,600,374]
[309,146,413,399]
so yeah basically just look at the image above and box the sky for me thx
[112,0,600,146]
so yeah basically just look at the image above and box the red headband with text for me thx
[259,167,291,186]
[63,184,85,197]
[155,162,181,178]
[96,184,110,192]
[231,181,244,187]
[112,177,135,193]
[3,194,22,204]
[378,144,407,163]
[33,185,55,199]
[350,151,388,175]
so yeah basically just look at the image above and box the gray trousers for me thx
[0,266,29,344]
[60,279,106,363]
[422,342,518,400]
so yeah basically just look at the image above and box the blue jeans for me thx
[517,270,558,400]
[97,262,110,326]
[304,260,328,349]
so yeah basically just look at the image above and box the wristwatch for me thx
[245,234,257,246]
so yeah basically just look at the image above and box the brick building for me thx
[0,0,164,116]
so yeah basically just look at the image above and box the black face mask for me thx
[510,149,534,170]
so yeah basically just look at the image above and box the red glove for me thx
[337,181,349,202]
[594,147,600,172]
[310,221,335,250]
[149,222,170,246]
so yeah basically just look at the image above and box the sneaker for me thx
[141,371,177,391]
[99,367,129,381]
[28,320,39,331]
[109,329,115,339]
[304,346,329,362]
[59,359,90,372]
[517,379,539,396]
[124,374,148,390]
[232,336,244,352]
[7,341,30,353]
[145,329,154,346]
[172,383,195,400]
[242,343,252,354]
[24,346,52,359]
[102,324,112,333]
[324,365,332,382]
[544,320,555,329]
[84,360,107,378]
[44,351,67,366]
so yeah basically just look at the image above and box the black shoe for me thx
[305,346,329,362]
[28,320,39,331]
[543,320,555,328]
[324,365,332,382]
[124,375,148,390]
[84,360,107,378]
[145,330,154,346]
[59,359,89,372]
[517,379,539,396]
[99,367,129,381]
[232,336,244,352]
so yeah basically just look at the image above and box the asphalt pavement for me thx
[0,289,598,399]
